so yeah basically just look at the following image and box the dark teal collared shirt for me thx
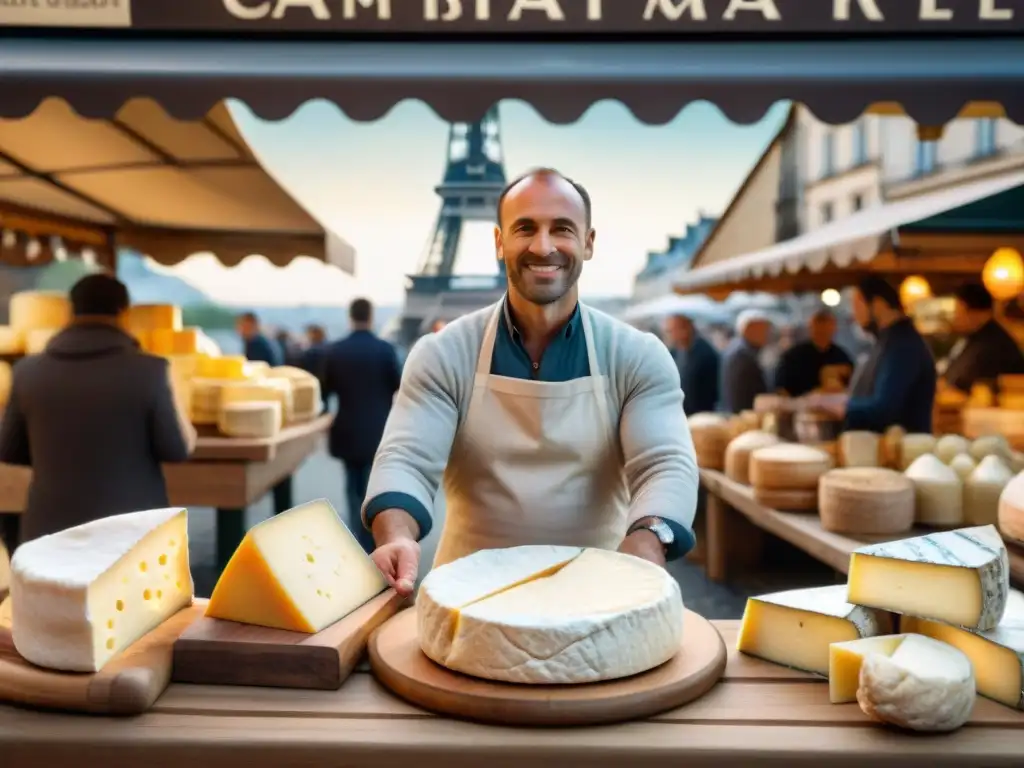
[363,297,692,560]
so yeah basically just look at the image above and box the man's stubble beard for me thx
[506,253,583,307]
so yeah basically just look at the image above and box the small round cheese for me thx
[935,434,971,465]
[749,443,833,491]
[998,470,1024,543]
[838,431,881,468]
[218,401,283,439]
[818,468,914,535]
[948,453,978,481]
[964,455,1013,527]
[904,453,963,527]
[857,633,975,732]
[969,434,1011,464]
[724,431,781,485]
[689,412,731,470]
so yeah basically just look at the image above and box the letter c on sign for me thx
[224,0,272,19]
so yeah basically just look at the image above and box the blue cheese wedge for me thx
[848,524,1009,631]
[737,584,894,676]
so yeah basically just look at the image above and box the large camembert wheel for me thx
[417,545,684,684]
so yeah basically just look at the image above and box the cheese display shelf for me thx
[1,619,1022,767]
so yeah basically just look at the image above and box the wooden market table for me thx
[0,414,333,572]
[699,468,1024,586]
[1,620,1022,767]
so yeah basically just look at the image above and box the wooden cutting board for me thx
[0,598,204,715]
[172,588,406,690]
[369,607,728,727]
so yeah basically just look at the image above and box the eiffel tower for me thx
[397,107,509,346]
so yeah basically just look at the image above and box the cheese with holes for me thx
[724,430,780,484]
[900,589,1024,710]
[828,634,908,703]
[965,456,1013,527]
[749,443,832,490]
[900,433,936,471]
[736,585,893,676]
[838,431,880,468]
[418,546,683,684]
[9,508,194,672]
[25,329,58,355]
[949,453,977,481]
[0,326,23,355]
[221,380,294,422]
[936,434,971,465]
[971,435,1011,464]
[848,525,1009,631]
[207,499,387,633]
[857,633,975,732]
[818,468,914,535]
[125,304,181,331]
[218,401,282,439]
[999,471,1024,543]
[9,291,70,331]
[904,453,963,526]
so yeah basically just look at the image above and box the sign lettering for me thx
[0,0,130,26]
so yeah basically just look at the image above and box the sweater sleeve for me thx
[619,332,699,559]
[361,333,459,541]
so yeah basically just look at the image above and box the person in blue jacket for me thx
[235,311,283,367]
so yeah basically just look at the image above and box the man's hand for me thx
[370,508,422,597]
[618,528,667,568]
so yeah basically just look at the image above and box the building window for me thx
[821,201,834,224]
[915,140,938,177]
[975,118,998,158]
[821,133,835,179]
[852,120,868,166]
[852,193,864,212]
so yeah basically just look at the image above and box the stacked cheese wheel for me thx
[818,468,914,535]
[737,524,1019,731]
[748,443,832,510]
[688,413,731,470]
[724,430,780,485]
[0,291,72,357]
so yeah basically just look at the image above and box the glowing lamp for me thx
[899,275,932,309]
[982,247,1024,301]
[820,289,841,307]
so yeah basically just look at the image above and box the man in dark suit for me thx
[663,313,719,415]
[0,274,196,545]
[322,298,402,552]
[236,311,283,367]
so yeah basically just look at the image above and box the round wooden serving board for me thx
[368,607,727,727]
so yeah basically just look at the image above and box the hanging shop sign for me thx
[0,0,1022,34]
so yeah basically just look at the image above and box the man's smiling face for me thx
[495,171,594,307]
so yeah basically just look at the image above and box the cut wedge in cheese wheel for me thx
[818,468,914,535]
[838,431,880,468]
[748,443,832,491]
[736,584,893,676]
[904,453,963,527]
[857,633,975,732]
[9,508,194,672]
[970,434,1011,464]
[753,487,818,511]
[724,431,780,485]
[964,456,1013,527]
[881,425,906,470]
[418,546,683,684]
[935,434,971,465]
[688,412,731,470]
[949,453,977,481]
[900,589,1024,710]
[998,471,1024,544]
[899,433,936,471]
[9,291,71,331]
[0,326,23,355]
[848,524,1010,631]
[828,634,907,704]
[206,499,387,634]
[219,401,283,439]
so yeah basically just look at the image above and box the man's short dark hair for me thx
[496,167,592,229]
[69,273,130,317]
[238,311,258,324]
[857,276,902,310]
[954,282,994,311]
[349,298,372,324]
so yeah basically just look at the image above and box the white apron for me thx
[432,302,630,568]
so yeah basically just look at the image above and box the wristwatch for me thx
[627,517,674,552]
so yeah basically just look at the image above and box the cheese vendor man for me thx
[363,168,700,596]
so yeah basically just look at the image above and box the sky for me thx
[157,98,790,307]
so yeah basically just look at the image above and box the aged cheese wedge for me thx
[9,508,194,672]
[736,585,894,676]
[857,633,975,732]
[899,433,936,471]
[998,471,1024,544]
[904,453,963,526]
[828,634,908,703]
[838,431,880,468]
[9,290,71,331]
[900,589,1024,710]
[965,455,1013,527]
[419,547,683,684]
[218,401,283,439]
[948,453,978,482]
[724,431,780,484]
[935,434,971,465]
[206,499,387,633]
[818,468,914,535]
[749,443,832,491]
[848,525,1010,631]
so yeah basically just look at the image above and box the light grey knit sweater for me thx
[363,302,700,550]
